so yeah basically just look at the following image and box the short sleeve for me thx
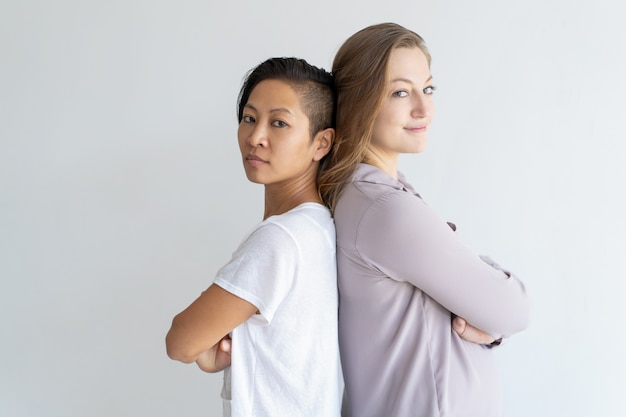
[213,223,298,326]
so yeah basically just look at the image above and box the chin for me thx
[406,144,428,154]
[243,172,264,184]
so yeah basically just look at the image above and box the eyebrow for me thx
[244,103,295,116]
[390,75,433,84]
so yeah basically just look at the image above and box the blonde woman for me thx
[320,23,530,417]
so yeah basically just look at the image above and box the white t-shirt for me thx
[214,203,342,417]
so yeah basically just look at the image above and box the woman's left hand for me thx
[452,316,498,345]
[195,335,232,373]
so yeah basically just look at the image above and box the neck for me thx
[263,178,322,220]
[363,150,398,180]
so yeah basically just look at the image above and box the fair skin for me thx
[165,79,334,371]
[367,46,496,345]
[367,46,434,179]
[453,316,497,345]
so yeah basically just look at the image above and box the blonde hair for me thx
[318,23,431,212]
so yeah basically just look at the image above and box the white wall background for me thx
[2,0,625,416]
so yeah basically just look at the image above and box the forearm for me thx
[438,254,530,338]
[166,313,210,363]
[166,284,256,363]
[360,194,530,338]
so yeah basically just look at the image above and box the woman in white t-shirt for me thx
[166,57,342,417]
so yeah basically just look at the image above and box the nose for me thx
[411,93,433,119]
[242,123,268,147]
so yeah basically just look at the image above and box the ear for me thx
[312,128,335,162]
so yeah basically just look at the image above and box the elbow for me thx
[478,293,531,339]
[501,298,532,338]
[165,320,196,363]
[165,336,182,362]
[166,337,196,364]
[499,275,532,337]
[165,333,185,362]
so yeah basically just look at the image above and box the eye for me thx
[392,90,409,98]
[423,85,437,95]
[272,120,288,128]
[242,115,255,123]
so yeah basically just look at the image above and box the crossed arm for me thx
[168,289,495,375]
[198,315,496,374]
[358,192,530,340]
[182,313,495,375]
[166,284,257,372]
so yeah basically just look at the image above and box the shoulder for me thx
[337,164,423,216]
[335,184,428,258]
[338,180,424,224]
[336,182,449,260]
[274,202,331,223]
[264,203,335,246]
[269,203,332,230]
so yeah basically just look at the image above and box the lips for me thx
[405,124,428,132]
[245,154,268,163]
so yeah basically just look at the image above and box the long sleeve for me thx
[355,189,530,338]
[335,164,527,417]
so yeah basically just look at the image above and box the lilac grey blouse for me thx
[334,164,530,417]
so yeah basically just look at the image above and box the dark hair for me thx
[237,57,336,138]
[318,23,430,212]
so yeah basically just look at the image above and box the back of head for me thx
[319,23,430,212]
[237,57,335,138]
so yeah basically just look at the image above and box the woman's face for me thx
[237,79,321,187]
[369,47,434,162]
